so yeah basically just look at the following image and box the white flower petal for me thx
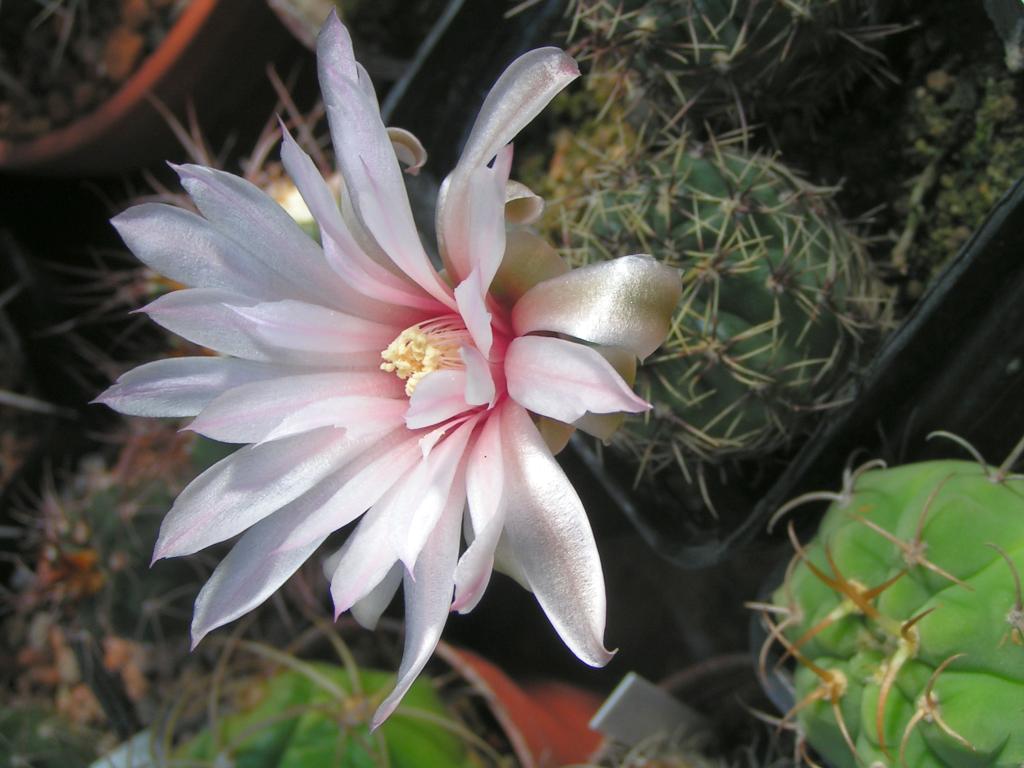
[504,180,544,225]
[153,427,357,560]
[112,204,294,301]
[262,395,408,442]
[95,357,295,417]
[499,403,614,667]
[387,127,427,175]
[191,499,327,647]
[351,563,402,630]
[454,270,493,360]
[505,335,649,423]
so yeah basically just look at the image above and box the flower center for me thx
[380,318,468,396]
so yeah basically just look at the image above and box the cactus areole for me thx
[763,448,1024,768]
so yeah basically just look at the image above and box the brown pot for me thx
[0,0,289,176]
[435,642,604,768]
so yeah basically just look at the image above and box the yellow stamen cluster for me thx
[380,324,462,396]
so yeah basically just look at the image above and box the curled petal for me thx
[504,180,544,225]
[95,357,295,418]
[387,127,427,175]
[500,403,614,667]
[505,335,649,424]
[512,255,681,360]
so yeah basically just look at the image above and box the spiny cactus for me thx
[569,0,900,124]
[757,435,1024,768]
[551,128,888,473]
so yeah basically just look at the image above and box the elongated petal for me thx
[505,335,649,423]
[263,396,408,443]
[280,127,438,315]
[405,370,470,430]
[372,467,466,728]
[351,563,402,630]
[191,498,327,647]
[391,418,476,569]
[230,300,401,355]
[440,146,511,286]
[453,413,506,612]
[512,255,681,360]
[187,371,403,443]
[437,47,578,279]
[317,13,453,307]
[142,289,267,360]
[96,357,295,417]
[500,403,613,667]
[460,346,495,407]
[153,428,357,560]
[174,164,391,317]
[280,429,423,551]
[112,204,295,301]
[573,346,637,441]
[453,270,493,360]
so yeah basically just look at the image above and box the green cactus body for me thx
[768,459,1024,768]
[177,662,476,768]
[571,0,896,120]
[560,137,885,468]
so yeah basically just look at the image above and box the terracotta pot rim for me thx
[0,0,218,171]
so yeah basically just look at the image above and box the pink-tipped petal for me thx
[153,428,357,561]
[187,371,403,444]
[190,498,328,647]
[96,357,294,417]
[459,346,495,407]
[372,467,466,728]
[505,335,649,423]
[512,255,681,360]
[499,403,614,667]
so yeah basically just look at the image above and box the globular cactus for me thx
[553,130,888,472]
[569,0,899,123]
[173,661,479,768]
[758,436,1024,768]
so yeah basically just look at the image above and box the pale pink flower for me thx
[98,12,680,725]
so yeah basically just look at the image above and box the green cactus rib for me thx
[555,132,887,469]
[569,0,899,121]
[767,459,1024,768]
